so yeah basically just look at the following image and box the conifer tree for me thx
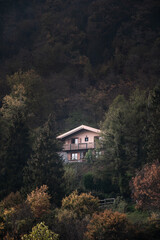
[100,90,148,197]
[0,84,31,200]
[23,114,64,205]
[0,110,31,199]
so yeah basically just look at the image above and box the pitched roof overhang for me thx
[57,125,101,140]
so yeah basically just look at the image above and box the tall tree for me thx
[0,84,31,200]
[100,95,129,196]
[100,89,148,197]
[23,114,64,205]
[0,110,31,199]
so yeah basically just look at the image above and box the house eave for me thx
[57,125,101,140]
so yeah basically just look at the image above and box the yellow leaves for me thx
[1,84,27,120]
[61,191,99,219]
[3,207,15,217]
[56,208,77,222]
[2,207,16,223]
[148,212,160,222]
[0,222,5,231]
[26,185,51,218]
[148,212,160,229]
[21,222,59,240]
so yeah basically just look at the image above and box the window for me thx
[71,153,78,160]
[71,138,78,144]
[85,136,88,142]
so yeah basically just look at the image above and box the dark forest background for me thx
[0,0,160,131]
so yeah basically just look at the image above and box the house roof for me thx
[57,125,101,139]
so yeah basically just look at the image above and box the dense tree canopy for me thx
[93,85,160,197]
[99,90,149,197]
[0,0,160,130]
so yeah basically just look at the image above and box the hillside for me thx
[0,1,160,239]
[0,0,160,130]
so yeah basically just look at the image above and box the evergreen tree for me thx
[100,90,148,197]
[100,95,130,196]
[0,110,31,199]
[23,114,64,205]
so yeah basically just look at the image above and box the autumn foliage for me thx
[131,161,160,210]
[26,185,51,218]
[0,191,23,210]
[21,222,59,240]
[56,191,99,240]
[84,209,130,240]
[61,191,99,219]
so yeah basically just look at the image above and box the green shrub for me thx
[112,196,128,213]
[127,210,149,224]
[85,150,94,163]
[63,166,77,194]
[83,173,94,191]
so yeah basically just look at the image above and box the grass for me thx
[127,210,149,224]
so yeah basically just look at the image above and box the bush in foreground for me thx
[0,191,34,239]
[84,209,131,240]
[21,222,59,240]
[56,209,88,240]
[54,191,99,240]
[61,191,99,219]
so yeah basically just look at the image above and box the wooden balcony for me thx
[63,142,95,151]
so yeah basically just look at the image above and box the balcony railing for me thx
[63,142,95,151]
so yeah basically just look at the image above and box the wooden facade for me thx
[57,125,101,162]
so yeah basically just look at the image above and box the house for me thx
[57,125,101,162]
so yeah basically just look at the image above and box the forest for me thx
[0,0,160,239]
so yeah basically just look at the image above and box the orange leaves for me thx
[26,185,51,218]
[131,161,160,210]
[85,209,129,240]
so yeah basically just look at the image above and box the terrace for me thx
[63,142,95,151]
